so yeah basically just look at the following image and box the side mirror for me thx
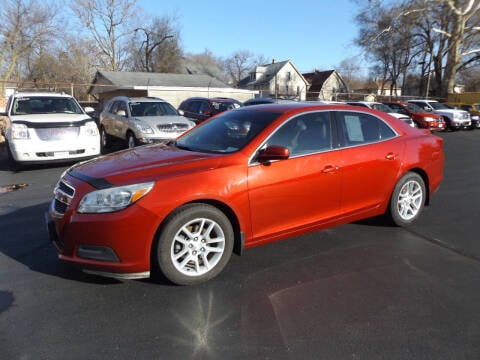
[257,145,290,163]
[84,106,95,113]
[116,109,127,117]
[178,109,185,116]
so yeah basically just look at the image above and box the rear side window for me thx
[336,111,396,147]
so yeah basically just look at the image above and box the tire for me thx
[155,204,234,285]
[388,172,426,227]
[6,141,21,171]
[126,131,137,148]
[100,126,111,150]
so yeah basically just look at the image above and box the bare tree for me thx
[131,15,183,73]
[224,51,268,87]
[69,0,137,71]
[356,0,422,96]
[183,50,227,82]
[432,0,480,96]
[0,0,59,95]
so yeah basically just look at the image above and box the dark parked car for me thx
[178,97,242,123]
[383,101,446,131]
[47,103,444,285]
[243,97,276,106]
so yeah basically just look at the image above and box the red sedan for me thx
[46,103,444,285]
[384,101,446,131]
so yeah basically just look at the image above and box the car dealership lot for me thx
[1,130,480,359]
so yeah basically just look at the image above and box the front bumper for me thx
[9,137,100,163]
[45,194,160,278]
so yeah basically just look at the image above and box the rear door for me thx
[333,110,404,216]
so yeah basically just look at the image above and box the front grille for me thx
[53,179,75,216]
[157,123,190,132]
[36,127,80,141]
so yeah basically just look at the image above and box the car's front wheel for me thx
[126,131,137,148]
[388,172,426,226]
[100,126,110,150]
[155,204,234,285]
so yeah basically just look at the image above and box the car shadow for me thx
[0,202,122,285]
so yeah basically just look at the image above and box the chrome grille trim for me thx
[53,179,75,217]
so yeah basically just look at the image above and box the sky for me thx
[137,0,365,73]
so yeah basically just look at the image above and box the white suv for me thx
[408,99,471,130]
[1,92,100,167]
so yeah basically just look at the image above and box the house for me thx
[88,70,257,109]
[237,60,308,101]
[302,70,348,101]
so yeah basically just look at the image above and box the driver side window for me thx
[267,112,332,156]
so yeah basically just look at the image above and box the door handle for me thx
[322,165,339,173]
[385,152,398,160]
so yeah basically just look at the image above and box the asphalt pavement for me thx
[1,131,480,360]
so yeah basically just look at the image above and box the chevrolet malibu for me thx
[46,103,444,285]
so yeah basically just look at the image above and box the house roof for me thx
[89,70,229,94]
[302,70,337,93]
[238,60,303,88]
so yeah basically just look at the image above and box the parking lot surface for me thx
[1,130,480,359]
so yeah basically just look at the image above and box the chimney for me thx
[272,59,276,64]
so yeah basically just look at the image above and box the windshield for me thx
[175,109,281,153]
[12,96,84,115]
[371,103,394,113]
[211,101,242,114]
[129,101,178,117]
[429,101,449,110]
[406,103,424,113]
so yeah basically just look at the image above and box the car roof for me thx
[12,92,73,98]
[236,102,359,114]
[109,96,167,103]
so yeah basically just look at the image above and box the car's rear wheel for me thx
[388,172,426,226]
[126,131,137,148]
[155,204,234,285]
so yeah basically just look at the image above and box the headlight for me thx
[134,122,154,134]
[77,182,154,213]
[11,123,30,140]
[83,121,99,136]
[424,117,436,122]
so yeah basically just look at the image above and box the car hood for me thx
[388,112,410,120]
[68,144,223,186]
[415,112,442,119]
[133,115,195,127]
[10,113,91,123]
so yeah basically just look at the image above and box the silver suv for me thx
[408,99,471,130]
[99,96,195,149]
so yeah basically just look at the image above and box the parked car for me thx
[99,96,195,149]
[178,97,243,123]
[383,101,446,131]
[407,99,471,130]
[243,97,276,106]
[346,101,416,127]
[446,103,480,129]
[46,103,444,285]
[0,92,100,167]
